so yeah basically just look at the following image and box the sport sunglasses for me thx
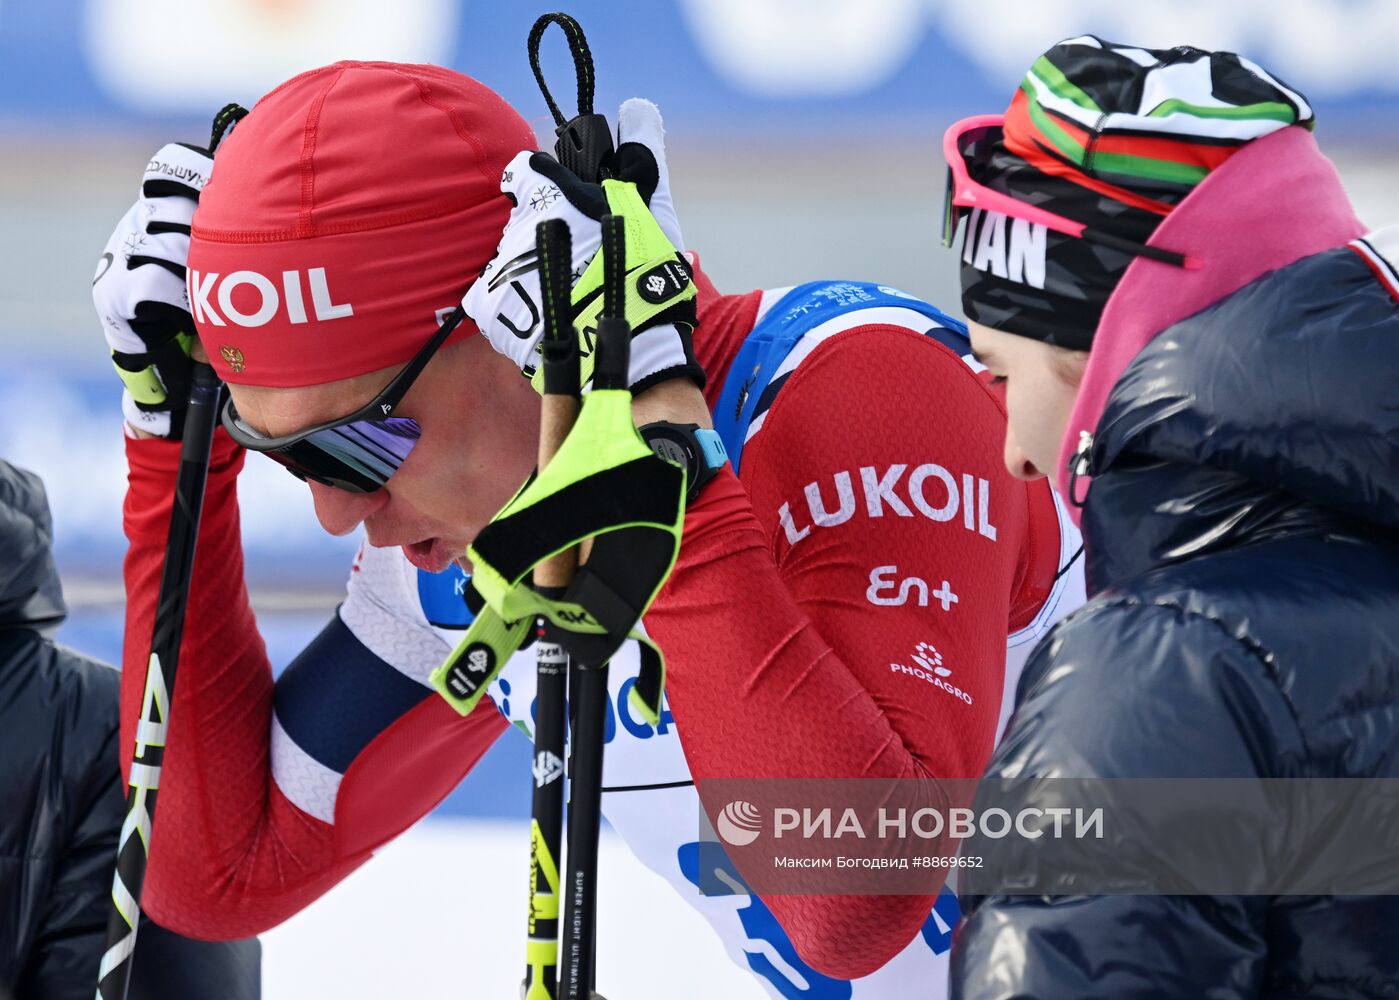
[942,114,1201,270]
[220,306,465,493]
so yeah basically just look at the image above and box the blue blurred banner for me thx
[0,364,359,584]
[3,0,1397,137]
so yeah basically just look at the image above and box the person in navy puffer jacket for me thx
[940,36,1399,998]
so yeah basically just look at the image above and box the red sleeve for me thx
[645,325,1044,978]
[120,432,505,937]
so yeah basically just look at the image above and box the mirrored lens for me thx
[269,417,421,493]
[221,393,423,494]
[311,417,419,480]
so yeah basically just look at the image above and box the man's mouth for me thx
[402,537,456,573]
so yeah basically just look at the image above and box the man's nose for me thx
[307,480,388,536]
[1003,430,1043,482]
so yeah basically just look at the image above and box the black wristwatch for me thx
[639,422,728,502]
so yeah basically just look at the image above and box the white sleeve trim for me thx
[340,543,452,688]
[270,712,341,824]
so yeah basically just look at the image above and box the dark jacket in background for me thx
[952,232,1399,993]
[0,460,260,999]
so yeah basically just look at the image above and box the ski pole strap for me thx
[430,598,667,726]
[430,605,531,715]
[528,180,697,395]
[209,102,248,153]
[629,635,666,726]
[468,386,685,666]
[528,12,595,128]
[528,12,612,183]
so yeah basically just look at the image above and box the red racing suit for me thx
[119,261,1068,980]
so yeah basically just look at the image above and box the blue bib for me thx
[713,281,968,473]
[418,562,474,629]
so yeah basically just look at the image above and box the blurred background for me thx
[2,1,1397,996]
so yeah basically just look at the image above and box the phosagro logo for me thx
[890,642,973,705]
[717,800,764,847]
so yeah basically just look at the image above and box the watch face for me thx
[648,434,692,470]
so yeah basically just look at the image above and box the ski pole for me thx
[96,361,222,1000]
[562,656,607,1000]
[527,635,569,1000]
[525,217,580,1000]
[528,12,614,184]
[560,214,631,1000]
[519,18,612,997]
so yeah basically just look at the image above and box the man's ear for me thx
[1051,346,1090,388]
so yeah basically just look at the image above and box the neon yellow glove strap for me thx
[529,179,697,393]
[468,387,685,629]
[431,386,679,719]
[111,333,192,406]
[112,359,168,406]
[429,607,531,716]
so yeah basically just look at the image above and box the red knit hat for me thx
[188,61,537,387]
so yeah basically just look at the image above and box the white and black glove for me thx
[92,142,212,439]
[463,99,701,395]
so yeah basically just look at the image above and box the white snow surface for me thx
[261,817,765,1000]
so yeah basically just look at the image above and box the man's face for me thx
[225,335,540,573]
[968,321,1085,483]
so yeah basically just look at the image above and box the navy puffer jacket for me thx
[951,230,1399,992]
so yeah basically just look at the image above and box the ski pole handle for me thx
[535,218,581,590]
[590,215,630,392]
